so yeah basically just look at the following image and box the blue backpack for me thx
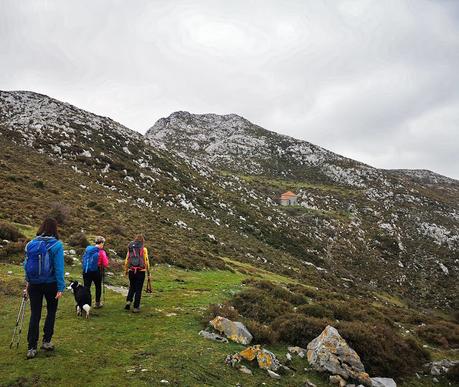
[82,246,100,273]
[25,237,57,284]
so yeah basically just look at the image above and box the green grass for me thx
[0,261,333,387]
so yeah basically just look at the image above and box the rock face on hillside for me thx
[146,111,379,187]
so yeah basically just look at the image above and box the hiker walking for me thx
[82,236,109,308]
[24,218,65,359]
[124,235,150,313]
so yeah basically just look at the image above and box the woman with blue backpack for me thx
[82,236,109,308]
[24,217,65,359]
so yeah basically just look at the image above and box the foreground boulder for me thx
[239,345,280,371]
[210,316,253,345]
[307,325,372,387]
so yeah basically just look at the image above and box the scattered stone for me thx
[199,330,228,343]
[165,313,177,317]
[7,270,13,275]
[371,377,397,387]
[425,359,459,376]
[307,325,371,387]
[432,377,439,383]
[141,368,148,372]
[65,272,70,277]
[286,353,292,361]
[304,380,317,387]
[160,380,169,384]
[126,369,135,373]
[239,365,253,375]
[69,249,76,255]
[267,369,281,379]
[330,374,347,387]
[288,346,307,358]
[210,316,253,345]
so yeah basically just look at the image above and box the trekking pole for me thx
[10,290,28,349]
[101,266,105,304]
[145,268,152,294]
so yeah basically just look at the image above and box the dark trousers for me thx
[83,270,102,303]
[27,282,59,350]
[127,271,145,308]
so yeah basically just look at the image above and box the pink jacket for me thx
[98,249,109,268]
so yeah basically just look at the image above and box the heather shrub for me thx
[271,314,329,348]
[244,319,278,344]
[68,232,89,248]
[415,321,459,348]
[297,303,334,319]
[0,222,24,242]
[47,202,70,225]
[338,321,430,378]
[231,288,292,323]
[202,302,240,325]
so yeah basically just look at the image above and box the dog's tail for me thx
[83,304,91,318]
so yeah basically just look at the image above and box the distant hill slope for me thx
[1,91,458,309]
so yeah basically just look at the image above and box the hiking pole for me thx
[10,290,28,349]
[101,266,105,304]
[145,268,152,294]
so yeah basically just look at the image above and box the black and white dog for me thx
[67,281,92,318]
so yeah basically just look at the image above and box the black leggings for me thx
[127,271,145,308]
[83,270,102,303]
[27,282,59,350]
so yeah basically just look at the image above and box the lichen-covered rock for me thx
[210,316,253,345]
[307,325,372,387]
[239,345,280,371]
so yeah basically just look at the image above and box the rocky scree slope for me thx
[147,111,459,309]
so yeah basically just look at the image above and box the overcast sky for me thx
[1,0,458,179]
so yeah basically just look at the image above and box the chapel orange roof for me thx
[280,191,297,199]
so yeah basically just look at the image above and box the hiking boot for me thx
[124,302,131,310]
[41,341,55,351]
[94,302,103,309]
[26,348,37,359]
[132,308,140,313]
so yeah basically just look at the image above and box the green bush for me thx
[338,321,430,378]
[231,288,292,323]
[202,302,240,325]
[415,322,459,348]
[271,314,329,348]
[244,319,278,344]
[47,202,70,225]
[0,222,24,242]
[297,303,334,319]
[68,232,89,248]
[33,180,45,189]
